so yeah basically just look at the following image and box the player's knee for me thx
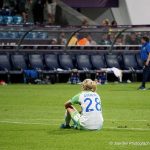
[65,105,73,110]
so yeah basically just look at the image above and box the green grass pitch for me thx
[0,83,150,150]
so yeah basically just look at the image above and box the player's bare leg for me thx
[65,106,75,125]
[61,105,75,128]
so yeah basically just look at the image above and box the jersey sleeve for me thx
[147,44,150,53]
[70,93,81,105]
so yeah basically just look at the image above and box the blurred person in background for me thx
[2,0,27,20]
[31,0,46,24]
[46,0,57,24]
[50,38,58,45]
[1,0,15,16]
[111,20,117,27]
[15,0,27,22]
[125,33,140,45]
[101,18,110,27]
[90,38,97,45]
[58,32,67,45]
[81,18,89,28]
[0,0,3,9]
[115,36,124,45]
[25,0,33,23]
[101,18,110,32]
[99,34,111,45]
[100,18,112,43]
[109,33,116,44]
[68,33,79,46]
[55,2,68,26]
[77,34,92,46]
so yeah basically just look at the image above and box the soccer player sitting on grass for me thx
[61,79,104,130]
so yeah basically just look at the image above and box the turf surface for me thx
[0,83,150,150]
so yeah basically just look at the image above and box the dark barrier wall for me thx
[62,0,119,8]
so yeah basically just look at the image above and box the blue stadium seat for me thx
[10,54,29,83]
[29,54,44,70]
[59,54,74,70]
[0,32,8,39]
[0,54,11,72]
[76,54,94,80]
[105,54,120,68]
[0,54,11,82]
[76,54,92,71]
[91,55,106,69]
[0,54,28,82]
[18,31,25,38]
[122,54,138,70]
[26,32,38,39]
[11,54,28,81]
[11,54,27,71]
[0,16,3,24]
[0,32,19,39]
[44,54,60,71]
[37,32,48,39]
[44,54,64,83]
[7,32,19,39]
[13,16,23,24]
[122,53,142,81]
[0,32,3,38]
[136,53,143,69]
[28,54,45,80]
[3,16,13,24]
[44,54,62,85]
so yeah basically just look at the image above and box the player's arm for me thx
[146,52,150,66]
[64,100,73,109]
[145,45,150,66]
[64,93,80,109]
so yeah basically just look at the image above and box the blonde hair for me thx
[81,79,97,92]
[102,19,110,26]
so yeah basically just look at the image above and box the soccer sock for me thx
[141,82,145,87]
[64,111,71,126]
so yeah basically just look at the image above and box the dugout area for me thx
[1,25,150,84]
[0,49,145,84]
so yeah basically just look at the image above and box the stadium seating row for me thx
[0,16,23,24]
[0,31,49,40]
[0,53,143,83]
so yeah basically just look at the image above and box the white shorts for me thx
[71,110,103,130]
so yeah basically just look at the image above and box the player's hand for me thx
[145,61,149,66]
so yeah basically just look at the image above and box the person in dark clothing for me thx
[0,0,3,9]
[32,0,46,24]
[55,4,68,26]
[138,36,150,90]
[15,0,27,22]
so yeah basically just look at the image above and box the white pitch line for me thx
[0,120,150,131]
[2,118,149,122]
[105,119,150,122]
[0,120,51,126]
[104,127,150,131]
[32,119,150,122]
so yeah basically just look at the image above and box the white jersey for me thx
[70,91,103,130]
